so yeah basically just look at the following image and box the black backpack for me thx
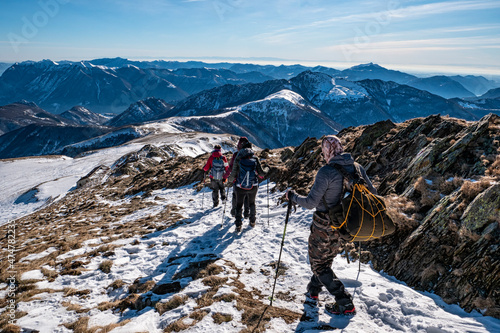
[210,157,226,180]
[325,164,396,242]
[237,153,258,190]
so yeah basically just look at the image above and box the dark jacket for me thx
[289,153,376,211]
[227,148,268,186]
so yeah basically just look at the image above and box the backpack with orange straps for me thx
[324,164,396,242]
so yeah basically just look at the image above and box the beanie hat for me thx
[214,144,221,150]
[237,137,249,150]
[322,135,344,163]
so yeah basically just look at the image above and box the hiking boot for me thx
[305,292,319,302]
[325,298,356,315]
[235,225,242,232]
[213,201,219,208]
[249,220,256,227]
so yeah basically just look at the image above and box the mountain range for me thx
[0,59,499,116]
[1,59,500,159]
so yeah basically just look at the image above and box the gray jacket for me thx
[289,153,377,212]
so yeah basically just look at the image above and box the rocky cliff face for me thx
[263,113,500,318]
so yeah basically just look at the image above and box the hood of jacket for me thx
[328,153,354,167]
[237,148,254,160]
[211,150,223,158]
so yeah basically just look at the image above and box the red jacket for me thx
[203,150,229,179]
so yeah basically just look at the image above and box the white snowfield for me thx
[0,132,236,225]
[1,136,499,332]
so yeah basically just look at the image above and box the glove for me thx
[223,178,227,183]
[286,189,297,203]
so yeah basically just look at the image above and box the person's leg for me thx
[308,224,350,301]
[234,187,245,230]
[230,185,237,216]
[306,274,322,298]
[243,195,250,218]
[219,181,226,201]
[210,179,219,207]
[246,186,258,226]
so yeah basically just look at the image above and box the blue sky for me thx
[0,0,499,75]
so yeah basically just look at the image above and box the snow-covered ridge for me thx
[235,89,315,114]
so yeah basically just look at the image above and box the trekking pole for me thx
[221,186,230,229]
[269,199,292,306]
[358,241,362,273]
[202,172,207,209]
[267,179,270,227]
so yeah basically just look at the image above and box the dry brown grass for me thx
[64,288,91,297]
[63,316,90,333]
[107,279,125,290]
[41,267,59,281]
[97,293,140,312]
[199,263,223,278]
[212,312,233,324]
[437,176,464,195]
[385,195,419,228]
[189,309,209,321]
[414,176,442,208]
[486,155,500,177]
[461,179,492,201]
[63,316,131,333]
[155,295,189,315]
[1,324,21,333]
[98,260,113,274]
[196,290,217,308]
[128,278,156,294]
[201,276,228,288]
[61,301,90,313]
[163,317,193,333]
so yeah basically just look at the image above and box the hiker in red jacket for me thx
[203,144,229,207]
[224,137,251,217]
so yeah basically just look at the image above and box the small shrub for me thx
[41,267,59,281]
[163,317,192,332]
[201,276,228,288]
[486,155,500,177]
[212,312,233,324]
[461,179,491,201]
[108,279,125,290]
[99,260,113,273]
[189,310,209,321]
[155,295,188,315]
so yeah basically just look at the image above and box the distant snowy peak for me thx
[59,106,110,126]
[0,101,71,136]
[291,71,368,104]
[106,97,174,127]
[237,89,312,112]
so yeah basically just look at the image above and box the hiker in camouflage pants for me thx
[287,135,377,314]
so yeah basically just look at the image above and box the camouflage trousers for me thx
[307,212,351,301]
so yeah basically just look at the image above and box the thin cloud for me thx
[255,0,500,42]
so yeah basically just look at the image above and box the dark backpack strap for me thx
[331,164,366,185]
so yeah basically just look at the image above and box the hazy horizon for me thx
[1,0,499,78]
